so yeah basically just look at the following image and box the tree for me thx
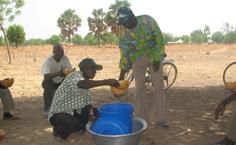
[108,0,131,15]
[221,22,234,34]
[102,32,119,44]
[7,24,25,47]
[181,35,190,44]
[72,34,82,44]
[57,9,81,43]
[82,33,97,45]
[88,8,108,47]
[224,31,236,44]
[24,38,46,45]
[203,24,211,43]
[105,0,131,34]
[46,35,62,45]
[0,36,4,45]
[163,33,174,44]
[191,29,204,44]
[211,31,224,43]
[0,0,25,63]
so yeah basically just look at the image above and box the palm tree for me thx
[88,8,108,47]
[57,9,81,43]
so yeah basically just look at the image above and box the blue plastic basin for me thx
[92,102,134,135]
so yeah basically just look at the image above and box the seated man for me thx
[41,43,72,117]
[48,58,119,140]
[0,79,20,120]
[215,92,236,145]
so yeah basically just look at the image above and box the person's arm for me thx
[64,55,73,69]
[44,66,65,80]
[119,41,131,80]
[119,69,127,80]
[77,79,119,89]
[215,92,236,120]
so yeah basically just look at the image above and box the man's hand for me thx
[106,79,120,87]
[119,69,127,80]
[58,66,66,77]
[153,61,161,72]
[215,103,225,120]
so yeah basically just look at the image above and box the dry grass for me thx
[0,44,236,145]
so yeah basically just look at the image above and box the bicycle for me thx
[124,58,178,90]
[223,61,236,91]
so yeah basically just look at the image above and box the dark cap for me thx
[79,58,103,71]
[117,7,134,25]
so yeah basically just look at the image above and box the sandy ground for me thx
[0,44,236,145]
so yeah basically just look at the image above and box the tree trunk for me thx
[0,23,12,64]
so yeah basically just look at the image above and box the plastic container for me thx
[91,117,130,135]
[92,102,134,135]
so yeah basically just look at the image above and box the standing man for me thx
[116,7,168,128]
[41,43,72,117]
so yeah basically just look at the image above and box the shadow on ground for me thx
[0,85,233,145]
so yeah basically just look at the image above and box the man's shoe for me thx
[3,113,21,120]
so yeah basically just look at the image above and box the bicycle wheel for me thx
[222,61,236,91]
[124,68,134,84]
[163,62,178,90]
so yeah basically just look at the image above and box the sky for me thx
[3,0,236,39]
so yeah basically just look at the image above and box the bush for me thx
[46,35,62,45]
[181,35,190,44]
[224,31,236,44]
[211,31,224,43]
[82,33,97,45]
[24,38,46,45]
[0,36,4,46]
[72,34,82,44]
[102,32,118,44]
[163,33,174,44]
[191,30,204,44]
[6,24,26,47]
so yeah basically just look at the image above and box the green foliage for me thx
[72,34,82,44]
[0,0,25,22]
[203,25,211,43]
[190,29,204,44]
[0,36,4,45]
[82,33,97,45]
[24,38,46,45]
[222,22,234,34]
[6,24,25,47]
[102,32,119,44]
[88,8,108,47]
[163,33,174,44]
[57,9,81,42]
[105,0,131,36]
[46,35,62,45]
[211,31,224,43]
[108,0,131,15]
[224,31,236,44]
[181,35,190,44]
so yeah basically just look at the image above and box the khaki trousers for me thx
[132,55,166,123]
[0,88,15,113]
[226,103,236,142]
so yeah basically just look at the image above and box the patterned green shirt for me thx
[118,15,165,70]
[48,70,92,119]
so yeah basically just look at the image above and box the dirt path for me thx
[0,44,236,145]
